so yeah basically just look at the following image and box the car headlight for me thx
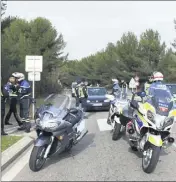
[87,100,90,103]
[104,99,110,102]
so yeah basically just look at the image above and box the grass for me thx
[1,135,23,152]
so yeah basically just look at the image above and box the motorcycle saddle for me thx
[68,108,79,114]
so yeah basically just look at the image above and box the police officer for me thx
[144,76,153,96]
[4,76,23,127]
[78,81,88,110]
[12,72,32,133]
[75,80,81,108]
[120,80,128,99]
[1,79,8,135]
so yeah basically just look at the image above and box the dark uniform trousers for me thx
[5,97,22,126]
[20,97,30,120]
[1,97,5,130]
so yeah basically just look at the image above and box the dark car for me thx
[84,87,110,111]
[166,83,176,98]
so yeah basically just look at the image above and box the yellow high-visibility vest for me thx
[78,86,84,98]
[144,82,151,95]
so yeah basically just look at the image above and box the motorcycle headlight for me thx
[39,119,59,130]
[163,117,174,129]
[104,99,110,102]
[147,110,155,123]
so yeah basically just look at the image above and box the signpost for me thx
[25,56,43,119]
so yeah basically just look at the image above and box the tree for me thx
[138,29,166,70]
[1,0,7,17]
[172,19,176,50]
[116,32,141,78]
[1,17,67,96]
[158,49,176,82]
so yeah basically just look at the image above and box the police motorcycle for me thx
[29,100,88,172]
[126,89,176,173]
[106,89,130,140]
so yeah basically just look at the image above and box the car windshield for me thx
[166,84,176,95]
[88,87,107,96]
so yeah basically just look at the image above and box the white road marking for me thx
[1,147,32,181]
[97,119,112,131]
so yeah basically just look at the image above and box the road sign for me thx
[25,56,43,72]
[28,72,41,81]
[129,78,136,89]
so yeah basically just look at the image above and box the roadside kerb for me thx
[1,136,34,171]
[1,93,69,171]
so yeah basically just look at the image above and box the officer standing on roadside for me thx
[120,80,128,99]
[144,76,153,95]
[75,80,81,108]
[4,76,23,127]
[1,78,8,135]
[78,80,88,110]
[12,72,32,133]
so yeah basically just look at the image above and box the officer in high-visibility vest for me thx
[78,81,88,109]
[4,77,23,127]
[144,76,153,95]
[1,79,8,135]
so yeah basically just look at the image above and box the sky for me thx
[5,1,176,60]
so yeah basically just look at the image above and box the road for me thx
[2,96,176,181]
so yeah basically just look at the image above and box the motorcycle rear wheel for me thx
[29,146,47,172]
[142,145,161,173]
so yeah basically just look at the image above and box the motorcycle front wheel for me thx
[112,122,121,141]
[29,146,47,172]
[142,145,161,173]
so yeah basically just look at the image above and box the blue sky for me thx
[5,1,176,60]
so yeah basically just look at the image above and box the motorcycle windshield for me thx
[152,88,173,116]
[41,105,67,120]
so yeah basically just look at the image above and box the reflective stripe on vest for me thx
[78,87,84,98]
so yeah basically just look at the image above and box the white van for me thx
[71,82,77,97]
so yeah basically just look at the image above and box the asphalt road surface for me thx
[2,96,176,181]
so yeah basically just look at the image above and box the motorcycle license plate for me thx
[93,103,102,106]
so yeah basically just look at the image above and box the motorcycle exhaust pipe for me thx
[168,137,175,143]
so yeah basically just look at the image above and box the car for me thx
[71,82,77,97]
[84,87,111,111]
[165,83,176,98]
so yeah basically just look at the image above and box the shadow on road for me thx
[43,133,95,170]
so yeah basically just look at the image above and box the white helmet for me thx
[12,72,25,81]
[153,72,163,81]
[112,78,118,83]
